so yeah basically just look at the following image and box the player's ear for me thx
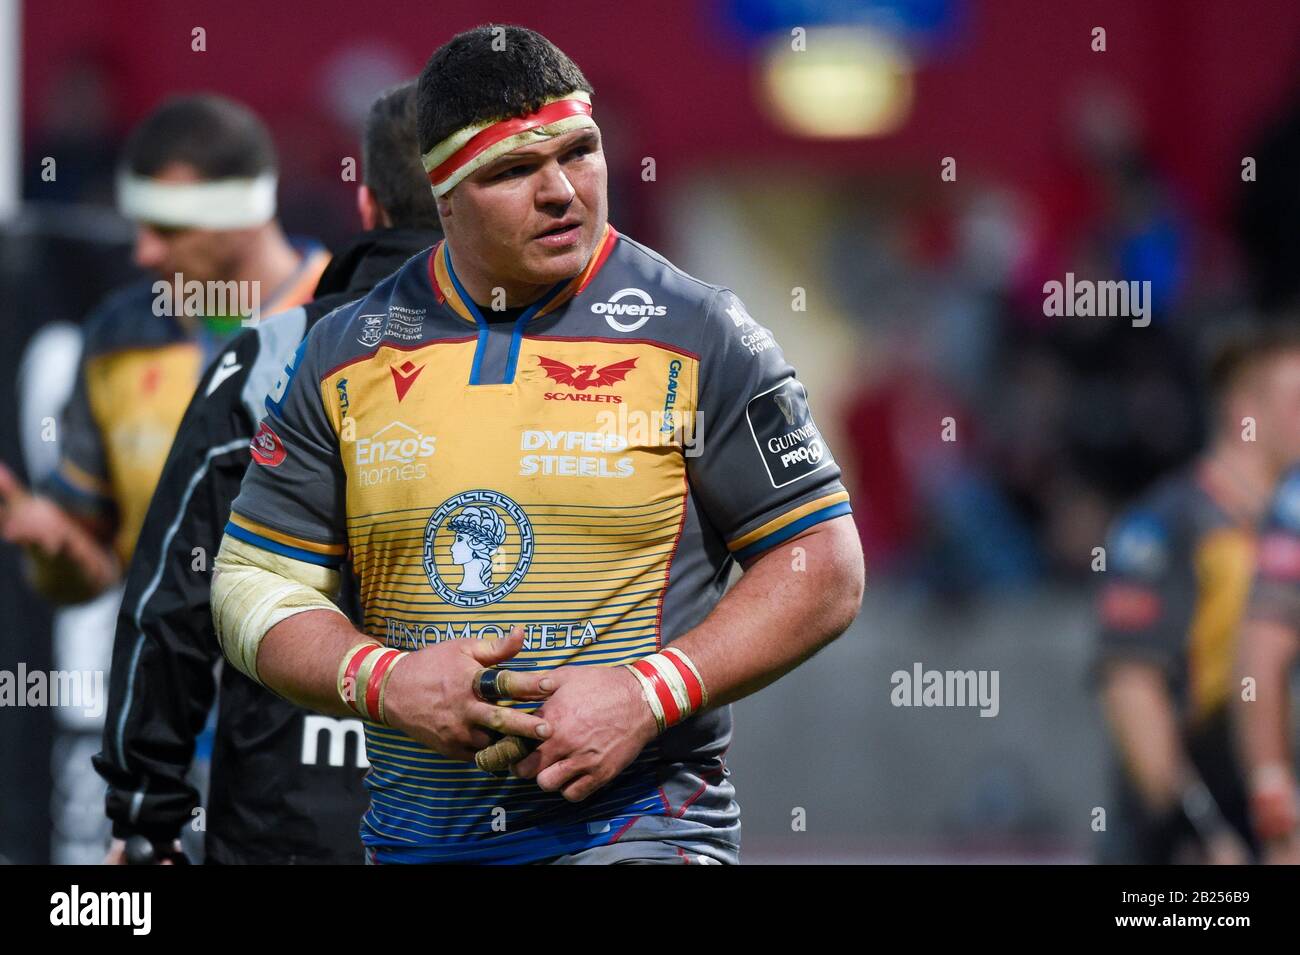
[435,191,453,221]
[357,186,386,231]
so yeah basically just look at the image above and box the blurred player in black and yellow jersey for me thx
[1095,328,1300,863]
[95,82,442,865]
[0,95,328,602]
[1235,408,1300,864]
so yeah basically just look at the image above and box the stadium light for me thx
[758,26,914,139]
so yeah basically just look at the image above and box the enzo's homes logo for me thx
[890,663,999,717]
[355,421,436,486]
[1042,272,1151,327]
[591,288,667,332]
[152,273,261,324]
[50,885,151,935]
[0,665,104,718]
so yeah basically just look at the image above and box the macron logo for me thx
[390,360,424,402]
[205,351,242,396]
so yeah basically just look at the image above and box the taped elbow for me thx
[211,534,344,684]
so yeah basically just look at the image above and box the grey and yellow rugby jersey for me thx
[1095,464,1255,725]
[45,242,328,566]
[227,225,852,863]
[1246,465,1300,626]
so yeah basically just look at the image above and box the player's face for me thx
[1259,352,1300,468]
[444,128,608,296]
[131,162,251,287]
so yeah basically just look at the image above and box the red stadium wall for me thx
[21,0,1300,223]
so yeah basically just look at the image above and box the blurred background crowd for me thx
[3,0,1300,863]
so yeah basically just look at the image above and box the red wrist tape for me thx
[625,647,708,733]
[337,642,407,724]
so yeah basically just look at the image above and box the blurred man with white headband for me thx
[0,94,328,602]
[0,94,328,865]
[212,24,863,865]
[94,82,445,866]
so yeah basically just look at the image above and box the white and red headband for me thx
[420,91,596,197]
[116,171,278,229]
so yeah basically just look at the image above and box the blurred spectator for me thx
[1237,81,1300,316]
[23,49,123,206]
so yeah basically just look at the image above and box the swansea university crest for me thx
[423,490,533,607]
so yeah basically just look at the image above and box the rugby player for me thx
[95,83,442,864]
[0,94,328,603]
[1235,391,1300,864]
[210,25,864,864]
[0,93,327,864]
[1094,329,1300,863]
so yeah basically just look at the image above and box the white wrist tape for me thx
[211,534,345,684]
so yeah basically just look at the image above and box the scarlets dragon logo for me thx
[536,355,637,390]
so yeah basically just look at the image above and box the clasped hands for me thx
[381,626,659,802]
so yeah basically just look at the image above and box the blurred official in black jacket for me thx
[95,82,442,863]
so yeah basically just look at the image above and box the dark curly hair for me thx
[416,24,594,156]
[122,93,276,180]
